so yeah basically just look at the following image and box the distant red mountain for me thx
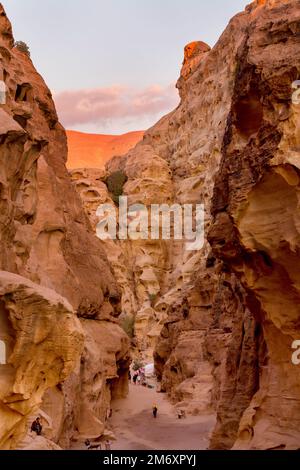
[66,130,144,169]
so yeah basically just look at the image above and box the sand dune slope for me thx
[66,130,144,169]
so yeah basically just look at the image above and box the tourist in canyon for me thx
[30,418,42,436]
[152,405,158,419]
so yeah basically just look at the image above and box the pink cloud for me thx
[54,84,179,128]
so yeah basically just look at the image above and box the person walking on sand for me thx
[152,404,158,418]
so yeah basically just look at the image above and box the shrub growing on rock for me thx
[14,41,31,57]
[106,170,128,205]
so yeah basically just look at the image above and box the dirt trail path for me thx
[109,384,215,450]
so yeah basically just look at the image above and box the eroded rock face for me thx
[72,26,227,414]
[72,0,300,450]
[66,130,144,170]
[208,0,300,449]
[155,0,299,449]
[0,271,84,449]
[0,5,129,449]
[204,273,266,449]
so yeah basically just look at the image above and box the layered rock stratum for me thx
[72,0,300,450]
[0,5,129,450]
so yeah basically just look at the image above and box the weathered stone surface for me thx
[75,320,130,440]
[0,4,130,449]
[72,0,300,450]
[0,271,84,450]
[66,130,144,169]
[204,274,266,449]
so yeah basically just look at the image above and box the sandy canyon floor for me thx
[109,385,215,451]
[73,384,215,450]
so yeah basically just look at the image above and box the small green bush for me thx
[132,359,143,371]
[106,170,127,206]
[14,41,31,57]
[120,315,135,339]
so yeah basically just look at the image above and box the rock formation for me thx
[0,4,129,450]
[0,271,84,450]
[1,0,299,451]
[66,130,144,170]
[71,0,300,450]
[70,161,173,364]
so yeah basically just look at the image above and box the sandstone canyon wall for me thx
[2,0,298,452]
[71,0,300,450]
[208,0,300,449]
[0,5,129,450]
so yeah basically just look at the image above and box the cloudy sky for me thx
[3,0,248,134]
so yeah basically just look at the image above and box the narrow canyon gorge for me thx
[0,0,300,451]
